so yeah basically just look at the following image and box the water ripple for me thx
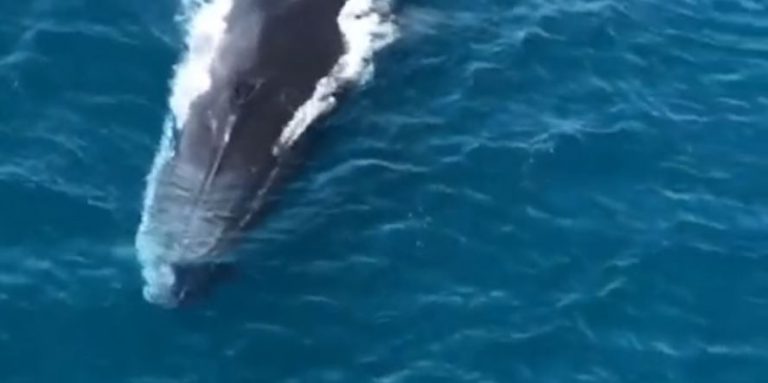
[2,0,768,381]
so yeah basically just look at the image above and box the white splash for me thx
[170,0,233,127]
[274,0,397,153]
[136,0,233,305]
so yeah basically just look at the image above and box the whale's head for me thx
[136,216,236,307]
[135,156,253,308]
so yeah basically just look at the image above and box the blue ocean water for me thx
[2,0,768,381]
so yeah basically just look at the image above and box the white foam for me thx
[170,0,233,128]
[136,0,233,304]
[274,0,397,153]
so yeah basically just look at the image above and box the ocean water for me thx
[2,0,768,381]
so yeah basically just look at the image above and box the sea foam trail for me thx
[275,0,397,153]
[135,0,396,304]
[170,0,233,127]
[135,0,234,303]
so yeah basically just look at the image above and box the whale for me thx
[135,0,395,306]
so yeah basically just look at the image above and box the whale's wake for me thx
[135,0,396,304]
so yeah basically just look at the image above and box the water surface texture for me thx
[1,0,768,382]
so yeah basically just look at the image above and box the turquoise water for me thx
[2,0,768,381]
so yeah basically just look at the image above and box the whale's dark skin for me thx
[140,0,348,306]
